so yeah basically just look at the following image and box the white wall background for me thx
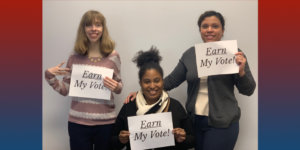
[43,0,258,150]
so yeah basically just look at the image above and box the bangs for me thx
[83,12,104,26]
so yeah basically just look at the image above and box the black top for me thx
[111,98,194,150]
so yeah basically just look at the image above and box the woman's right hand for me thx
[124,92,137,104]
[119,130,130,144]
[47,62,70,76]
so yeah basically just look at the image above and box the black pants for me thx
[68,122,113,150]
[194,115,239,150]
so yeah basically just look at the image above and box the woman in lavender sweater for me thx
[45,10,122,150]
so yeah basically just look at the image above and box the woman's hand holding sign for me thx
[235,52,246,77]
[47,62,70,76]
[173,128,186,143]
[119,130,130,144]
[104,77,121,94]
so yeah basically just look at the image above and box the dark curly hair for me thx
[132,46,163,80]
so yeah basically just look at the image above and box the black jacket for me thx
[111,98,194,150]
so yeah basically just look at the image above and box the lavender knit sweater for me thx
[45,50,122,126]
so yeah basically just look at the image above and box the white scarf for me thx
[136,90,169,115]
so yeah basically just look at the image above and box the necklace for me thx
[88,56,102,63]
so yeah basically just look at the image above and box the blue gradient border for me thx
[0,0,42,150]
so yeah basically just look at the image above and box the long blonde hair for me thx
[74,10,115,56]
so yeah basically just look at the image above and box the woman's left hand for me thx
[235,52,246,77]
[119,130,130,144]
[173,128,186,143]
[103,77,120,93]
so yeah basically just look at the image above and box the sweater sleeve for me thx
[44,55,72,96]
[171,99,195,149]
[110,50,123,94]
[164,57,187,91]
[180,117,195,149]
[111,104,129,150]
[234,50,256,96]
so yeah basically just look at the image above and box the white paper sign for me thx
[195,40,239,77]
[69,64,113,100]
[127,112,175,150]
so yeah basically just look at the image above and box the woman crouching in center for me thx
[111,47,194,149]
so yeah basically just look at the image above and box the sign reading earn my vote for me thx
[69,64,113,100]
[128,112,175,150]
[195,40,239,77]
